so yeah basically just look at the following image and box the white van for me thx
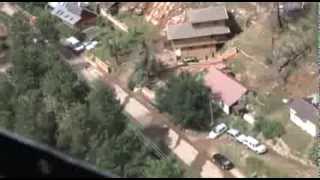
[235,134,247,144]
[244,136,267,154]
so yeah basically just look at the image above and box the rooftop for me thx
[48,2,90,25]
[187,6,229,24]
[203,67,247,106]
[167,23,230,40]
[289,98,319,123]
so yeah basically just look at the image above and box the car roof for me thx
[66,36,80,44]
[216,123,227,128]
[213,154,232,164]
[228,128,239,133]
[246,136,259,144]
[213,153,227,159]
[237,134,246,138]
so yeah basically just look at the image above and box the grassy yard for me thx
[93,46,111,62]
[282,122,315,159]
[250,90,314,159]
[217,143,290,178]
[245,156,290,178]
[116,13,160,43]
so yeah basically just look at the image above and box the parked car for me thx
[65,36,85,53]
[208,123,228,139]
[212,153,234,170]
[73,43,85,52]
[243,136,267,154]
[226,128,240,138]
[182,56,199,64]
[83,40,98,50]
[235,134,247,144]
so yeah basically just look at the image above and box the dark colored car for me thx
[182,56,199,64]
[212,153,234,170]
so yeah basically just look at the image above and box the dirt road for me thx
[188,133,317,178]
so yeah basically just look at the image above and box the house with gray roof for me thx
[48,2,97,28]
[188,6,229,24]
[288,97,319,137]
[167,6,231,60]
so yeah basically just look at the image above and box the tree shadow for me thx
[142,125,171,156]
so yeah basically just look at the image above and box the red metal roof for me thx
[204,67,247,106]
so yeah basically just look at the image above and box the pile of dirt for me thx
[118,2,147,16]
[144,2,188,28]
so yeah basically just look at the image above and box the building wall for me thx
[214,100,230,114]
[180,45,216,59]
[290,109,317,137]
[172,35,228,49]
[76,10,97,30]
[223,103,230,114]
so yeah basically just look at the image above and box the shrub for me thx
[264,57,273,65]
[254,118,285,139]
[309,142,320,165]
[230,116,250,134]
[0,41,9,50]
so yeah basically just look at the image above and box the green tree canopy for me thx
[13,89,57,145]
[144,155,184,178]
[36,10,60,43]
[0,12,185,178]
[56,103,91,158]
[155,72,221,130]
[0,75,15,129]
[92,128,151,177]
[87,82,127,137]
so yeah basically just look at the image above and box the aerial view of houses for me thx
[288,96,319,137]
[167,6,230,59]
[0,2,318,178]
